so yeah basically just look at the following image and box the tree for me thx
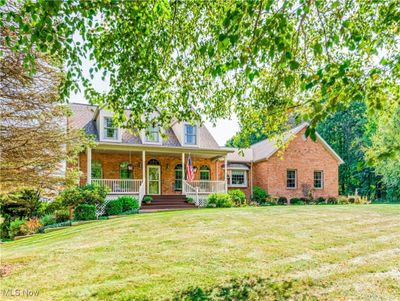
[0,28,91,194]
[316,102,383,199]
[1,1,399,145]
[366,102,400,201]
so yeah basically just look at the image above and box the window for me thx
[199,165,210,180]
[145,126,160,143]
[184,124,197,145]
[287,170,297,188]
[174,164,183,191]
[103,117,118,140]
[91,160,102,179]
[314,171,323,189]
[227,170,247,187]
[120,162,133,179]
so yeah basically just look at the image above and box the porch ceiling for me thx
[94,142,234,159]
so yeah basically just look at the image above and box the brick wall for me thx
[79,152,218,195]
[253,128,339,199]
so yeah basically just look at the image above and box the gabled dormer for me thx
[140,112,163,145]
[95,109,122,142]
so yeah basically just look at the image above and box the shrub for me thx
[106,199,123,215]
[143,196,153,204]
[116,196,139,212]
[290,198,302,205]
[40,214,56,226]
[348,197,356,204]
[74,204,96,221]
[327,197,337,204]
[316,197,326,204]
[207,193,234,208]
[59,184,108,207]
[337,196,350,204]
[54,209,70,223]
[186,197,194,204]
[9,219,27,238]
[20,218,42,235]
[252,186,268,204]
[228,189,246,206]
[277,197,288,205]
[354,196,370,204]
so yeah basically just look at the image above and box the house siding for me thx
[253,128,339,199]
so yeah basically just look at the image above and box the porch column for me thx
[142,150,146,188]
[182,152,185,194]
[224,155,228,192]
[216,159,219,180]
[86,147,92,184]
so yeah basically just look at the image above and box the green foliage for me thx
[115,196,139,212]
[9,219,27,238]
[277,197,288,205]
[186,197,194,204]
[207,193,234,208]
[316,197,326,204]
[54,210,70,223]
[290,198,303,205]
[252,186,269,204]
[0,189,42,219]
[228,189,246,206]
[3,1,398,149]
[74,204,96,221]
[40,214,56,226]
[106,199,123,216]
[327,197,338,204]
[59,184,108,207]
[143,196,153,204]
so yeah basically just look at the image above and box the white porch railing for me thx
[138,180,145,207]
[91,179,143,194]
[183,180,226,207]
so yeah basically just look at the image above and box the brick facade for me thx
[79,152,220,195]
[252,128,339,199]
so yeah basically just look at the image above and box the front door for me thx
[147,165,161,195]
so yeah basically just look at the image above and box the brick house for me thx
[69,104,343,208]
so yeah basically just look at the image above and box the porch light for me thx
[166,163,169,170]
[128,163,133,171]
[193,166,198,173]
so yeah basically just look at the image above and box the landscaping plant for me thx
[228,189,246,206]
[143,196,153,204]
[207,193,233,208]
[74,204,97,221]
[20,218,42,235]
[116,196,139,212]
[105,199,124,216]
[252,186,269,205]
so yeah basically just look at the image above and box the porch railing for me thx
[183,180,226,207]
[91,179,143,194]
[138,180,145,207]
[186,180,226,193]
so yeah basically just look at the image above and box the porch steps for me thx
[140,195,197,211]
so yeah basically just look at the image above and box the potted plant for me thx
[143,196,153,204]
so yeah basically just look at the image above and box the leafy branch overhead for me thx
[2,0,399,144]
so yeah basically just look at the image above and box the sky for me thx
[69,58,239,146]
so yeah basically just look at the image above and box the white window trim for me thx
[142,126,162,145]
[227,169,248,188]
[99,111,121,142]
[314,170,324,189]
[182,123,199,147]
[286,169,297,189]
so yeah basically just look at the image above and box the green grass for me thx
[1,205,400,300]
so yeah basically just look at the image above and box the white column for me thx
[250,161,253,198]
[142,150,146,190]
[182,152,185,194]
[86,147,92,184]
[224,155,228,192]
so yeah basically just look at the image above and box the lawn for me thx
[1,205,400,300]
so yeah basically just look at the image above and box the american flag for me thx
[186,154,194,182]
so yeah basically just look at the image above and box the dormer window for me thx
[184,124,197,145]
[145,126,160,143]
[103,117,118,140]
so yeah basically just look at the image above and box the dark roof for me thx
[68,103,220,149]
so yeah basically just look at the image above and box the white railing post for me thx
[224,156,228,192]
[87,147,92,184]
[182,153,185,194]
[196,187,199,206]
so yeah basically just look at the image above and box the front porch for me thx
[81,146,230,207]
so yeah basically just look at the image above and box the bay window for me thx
[227,169,247,187]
